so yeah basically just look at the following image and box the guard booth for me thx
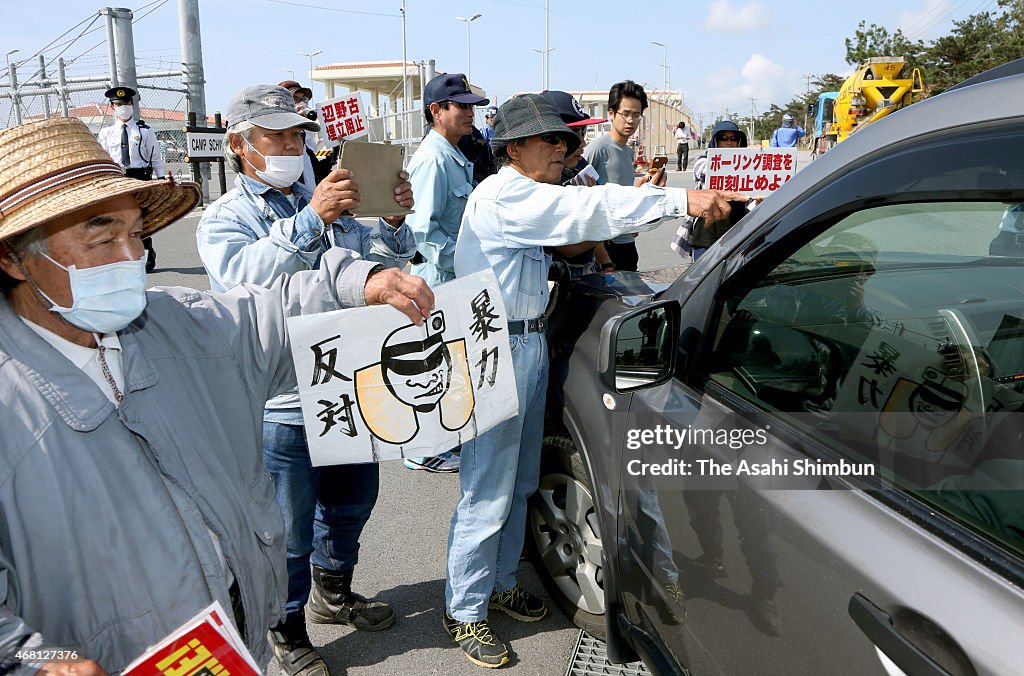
[311,60,487,157]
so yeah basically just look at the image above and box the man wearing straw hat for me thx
[0,117,432,675]
[444,94,743,668]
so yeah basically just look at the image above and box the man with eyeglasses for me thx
[671,120,749,260]
[584,80,660,272]
[403,73,490,474]
[445,94,744,669]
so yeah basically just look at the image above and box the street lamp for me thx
[531,48,555,91]
[282,68,295,81]
[298,49,322,94]
[651,41,669,91]
[455,13,482,84]
[6,49,21,125]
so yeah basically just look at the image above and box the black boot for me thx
[307,565,395,630]
[143,237,156,273]
[268,610,329,676]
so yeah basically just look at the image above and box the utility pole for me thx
[544,0,550,90]
[177,0,209,199]
[749,97,758,143]
[804,72,813,140]
[103,8,140,118]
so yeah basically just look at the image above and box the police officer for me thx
[97,86,165,272]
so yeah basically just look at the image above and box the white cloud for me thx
[705,0,767,33]
[703,54,794,114]
[897,0,954,41]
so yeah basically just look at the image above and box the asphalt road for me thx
[147,153,809,675]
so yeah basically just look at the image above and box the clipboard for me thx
[335,141,414,218]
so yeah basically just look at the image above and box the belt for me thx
[508,317,547,335]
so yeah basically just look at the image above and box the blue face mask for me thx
[40,253,148,333]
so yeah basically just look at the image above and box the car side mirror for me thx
[599,300,680,393]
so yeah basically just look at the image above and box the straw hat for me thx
[0,117,201,243]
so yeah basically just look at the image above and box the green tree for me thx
[844,20,926,67]
[926,12,1002,93]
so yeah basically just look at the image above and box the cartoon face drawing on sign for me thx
[879,366,973,454]
[354,310,475,445]
[381,312,453,412]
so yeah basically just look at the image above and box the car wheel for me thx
[528,434,606,638]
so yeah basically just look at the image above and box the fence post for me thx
[214,111,226,197]
[187,111,203,204]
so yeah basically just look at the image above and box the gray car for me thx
[530,60,1024,675]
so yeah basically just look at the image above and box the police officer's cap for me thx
[104,86,137,103]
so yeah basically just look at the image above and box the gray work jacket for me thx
[0,248,377,674]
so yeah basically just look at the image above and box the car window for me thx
[705,201,1024,559]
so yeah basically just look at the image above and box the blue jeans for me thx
[445,332,549,621]
[263,421,380,615]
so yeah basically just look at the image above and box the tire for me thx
[528,434,607,638]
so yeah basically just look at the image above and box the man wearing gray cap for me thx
[197,84,417,676]
[443,94,745,668]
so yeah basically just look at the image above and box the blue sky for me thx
[1,0,1000,120]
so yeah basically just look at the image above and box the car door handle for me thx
[848,594,952,676]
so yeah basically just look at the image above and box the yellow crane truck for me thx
[821,56,924,151]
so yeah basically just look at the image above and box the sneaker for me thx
[443,612,509,669]
[403,451,460,473]
[488,585,547,622]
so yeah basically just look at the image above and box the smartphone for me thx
[648,156,668,174]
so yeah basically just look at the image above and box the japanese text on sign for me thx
[287,270,519,466]
[318,94,369,147]
[705,148,797,194]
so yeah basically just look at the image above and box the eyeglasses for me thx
[441,101,474,110]
[614,111,643,122]
[716,134,740,142]
[538,132,566,145]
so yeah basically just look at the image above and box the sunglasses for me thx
[717,134,740,142]
[538,132,566,145]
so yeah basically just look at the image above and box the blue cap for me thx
[424,73,489,107]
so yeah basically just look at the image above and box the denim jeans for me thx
[445,332,549,622]
[263,421,380,615]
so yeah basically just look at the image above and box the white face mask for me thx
[39,253,148,334]
[243,137,304,188]
[114,105,133,121]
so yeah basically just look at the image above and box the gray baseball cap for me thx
[225,84,319,132]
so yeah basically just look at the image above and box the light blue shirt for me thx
[197,173,415,422]
[406,129,475,286]
[455,166,690,321]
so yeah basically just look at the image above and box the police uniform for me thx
[97,86,165,271]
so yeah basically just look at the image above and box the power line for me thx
[265,0,400,17]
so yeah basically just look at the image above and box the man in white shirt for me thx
[675,121,691,171]
[96,86,166,273]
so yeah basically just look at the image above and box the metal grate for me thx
[565,631,653,676]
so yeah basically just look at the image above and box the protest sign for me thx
[705,148,797,194]
[287,270,519,466]
[318,93,369,147]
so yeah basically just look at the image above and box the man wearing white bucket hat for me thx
[0,117,432,675]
